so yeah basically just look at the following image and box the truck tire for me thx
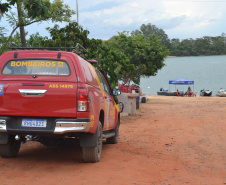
[0,134,21,158]
[106,120,119,144]
[82,121,102,162]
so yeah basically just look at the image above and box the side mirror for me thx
[112,89,121,96]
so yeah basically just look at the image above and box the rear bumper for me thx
[0,117,90,134]
[54,119,90,134]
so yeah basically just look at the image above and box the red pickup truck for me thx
[0,46,121,162]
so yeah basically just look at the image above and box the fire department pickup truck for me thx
[0,45,121,162]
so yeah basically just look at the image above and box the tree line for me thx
[169,35,226,56]
[132,23,226,56]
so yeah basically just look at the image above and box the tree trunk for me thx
[17,1,26,47]
[19,25,26,47]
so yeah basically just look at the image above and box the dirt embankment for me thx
[0,96,226,185]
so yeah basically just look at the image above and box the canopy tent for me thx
[169,79,194,92]
[169,79,194,85]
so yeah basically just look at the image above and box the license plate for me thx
[22,119,47,128]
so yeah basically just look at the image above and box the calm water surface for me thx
[140,55,226,96]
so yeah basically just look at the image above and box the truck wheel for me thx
[82,121,102,162]
[106,120,119,144]
[0,134,21,158]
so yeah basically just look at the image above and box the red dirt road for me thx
[0,96,226,185]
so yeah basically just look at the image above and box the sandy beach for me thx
[0,96,225,184]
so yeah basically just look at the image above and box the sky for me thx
[1,0,226,41]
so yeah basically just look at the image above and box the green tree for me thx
[89,39,134,87]
[106,32,169,85]
[0,14,8,54]
[193,37,210,55]
[45,22,90,48]
[0,14,6,38]
[132,23,171,48]
[27,32,48,47]
[0,1,11,15]
[42,22,133,87]
[177,39,196,56]
[208,36,225,55]
[0,31,23,55]
[1,0,75,48]
[169,38,181,56]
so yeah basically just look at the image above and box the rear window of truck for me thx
[2,59,70,76]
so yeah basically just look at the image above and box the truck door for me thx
[95,70,116,130]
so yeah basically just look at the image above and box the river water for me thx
[140,55,226,96]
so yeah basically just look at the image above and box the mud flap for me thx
[80,131,98,148]
[0,133,8,144]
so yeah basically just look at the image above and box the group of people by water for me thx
[177,86,192,96]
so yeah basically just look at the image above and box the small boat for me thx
[200,89,212,96]
[157,88,168,95]
[157,88,177,96]
[216,88,226,97]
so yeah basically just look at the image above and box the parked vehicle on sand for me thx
[200,89,212,96]
[0,44,121,162]
[216,88,226,97]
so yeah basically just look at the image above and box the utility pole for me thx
[76,0,79,25]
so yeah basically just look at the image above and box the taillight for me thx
[77,87,89,111]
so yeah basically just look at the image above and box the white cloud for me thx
[77,0,226,39]
[1,0,226,41]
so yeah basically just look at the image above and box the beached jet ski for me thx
[200,89,212,96]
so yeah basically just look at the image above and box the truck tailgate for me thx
[0,81,77,117]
